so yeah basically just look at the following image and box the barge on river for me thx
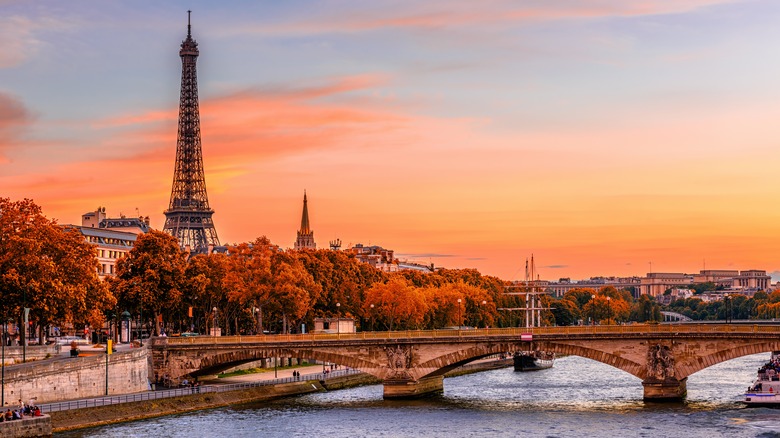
[513,351,554,371]
[744,351,780,406]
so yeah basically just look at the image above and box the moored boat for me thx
[513,351,554,371]
[744,351,780,406]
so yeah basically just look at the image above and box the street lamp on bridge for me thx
[606,296,612,325]
[369,304,375,331]
[1,315,7,408]
[591,294,596,325]
[724,294,732,323]
[457,298,462,333]
[212,307,218,336]
[336,302,341,335]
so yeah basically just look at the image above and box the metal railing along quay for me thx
[38,369,361,413]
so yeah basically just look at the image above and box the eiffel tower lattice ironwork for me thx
[163,11,220,253]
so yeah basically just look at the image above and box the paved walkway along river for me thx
[38,368,360,413]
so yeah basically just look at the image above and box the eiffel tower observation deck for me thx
[163,11,220,253]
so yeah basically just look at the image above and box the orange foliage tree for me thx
[114,230,188,335]
[185,252,232,334]
[363,278,427,330]
[0,198,112,342]
[224,237,321,334]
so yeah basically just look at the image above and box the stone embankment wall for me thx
[0,415,52,437]
[1,345,59,365]
[2,347,148,404]
[50,380,325,433]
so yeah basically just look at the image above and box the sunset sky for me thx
[2,0,780,281]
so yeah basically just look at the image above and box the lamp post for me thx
[369,304,375,331]
[606,297,612,325]
[252,307,259,335]
[212,307,218,336]
[2,316,6,408]
[725,294,732,323]
[591,295,596,325]
[457,298,462,333]
[138,307,143,347]
[336,302,341,335]
[480,300,487,329]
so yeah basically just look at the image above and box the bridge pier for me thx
[383,376,444,399]
[642,378,687,401]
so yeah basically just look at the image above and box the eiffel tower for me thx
[163,11,220,253]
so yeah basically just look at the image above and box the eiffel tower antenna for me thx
[163,11,220,253]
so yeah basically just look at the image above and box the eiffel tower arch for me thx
[163,11,220,253]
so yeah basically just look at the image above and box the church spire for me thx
[294,191,316,250]
[300,190,310,234]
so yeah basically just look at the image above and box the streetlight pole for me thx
[606,297,612,325]
[725,294,732,323]
[212,307,218,336]
[2,316,6,408]
[336,302,341,336]
[457,298,462,334]
[369,304,375,331]
[591,295,596,325]
[480,300,487,329]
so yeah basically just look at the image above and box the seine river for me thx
[59,353,780,438]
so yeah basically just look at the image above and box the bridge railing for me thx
[157,323,780,346]
[37,369,361,413]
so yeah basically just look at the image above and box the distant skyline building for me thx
[542,269,772,299]
[294,191,316,250]
[69,207,148,277]
[162,11,220,254]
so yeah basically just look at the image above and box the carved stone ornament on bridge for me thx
[385,345,413,379]
[646,344,676,381]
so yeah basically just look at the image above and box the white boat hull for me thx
[744,392,780,406]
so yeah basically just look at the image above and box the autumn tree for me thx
[0,198,112,342]
[114,230,188,335]
[224,237,321,334]
[363,278,427,330]
[581,288,631,324]
[185,252,231,334]
[224,238,275,333]
[265,251,320,333]
[296,249,385,329]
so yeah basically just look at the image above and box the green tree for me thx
[631,295,661,322]
[550,298,580,326]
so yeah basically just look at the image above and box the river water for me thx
[59,353,780,438]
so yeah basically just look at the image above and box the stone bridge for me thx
[150,324,780,400]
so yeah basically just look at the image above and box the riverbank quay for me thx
[0,415,52,437]
[48,370,364,433]
[46,357,512,432]
[2,347,148,404]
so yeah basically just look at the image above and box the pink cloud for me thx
[0,91,33,163]
[231,0,737,36]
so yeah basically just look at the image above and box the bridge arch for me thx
[676,341,780,379]
[152,324,780,400]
